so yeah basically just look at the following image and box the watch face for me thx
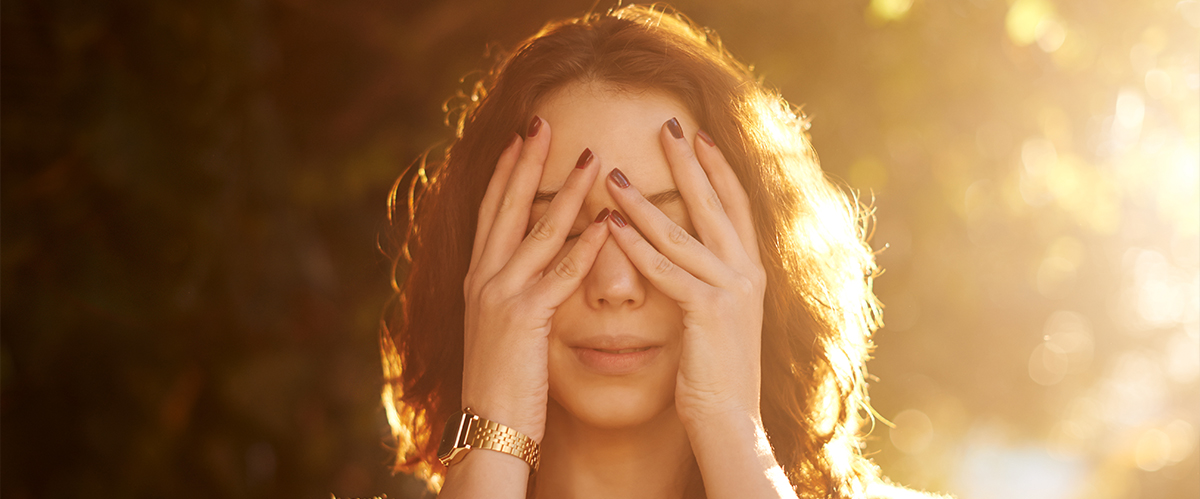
[437,412,468,460]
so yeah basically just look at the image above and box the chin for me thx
[550,380,675,429]
[547,345,680,430]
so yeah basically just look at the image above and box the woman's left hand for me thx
[603,118,767,430]
[604,119,797,498]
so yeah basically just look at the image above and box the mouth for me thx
[587,346,654,354]
[570,345,662,375]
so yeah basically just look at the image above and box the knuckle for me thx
[553,256,580,280]
[701,286,725,305]
[651,253,675,277]
[703,190,723,212]
[478,281,505,305]
[497,193,515,212]
[667,223,692,246]
[632,236,656,256]
[680,146,699,164]
[527,216,556,242]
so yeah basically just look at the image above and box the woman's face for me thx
[528,81,701,429]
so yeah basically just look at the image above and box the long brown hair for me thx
[382,5,884,497]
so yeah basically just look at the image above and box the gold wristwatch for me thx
[436,407,540,473]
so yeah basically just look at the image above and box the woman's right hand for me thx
[460,116,608,444]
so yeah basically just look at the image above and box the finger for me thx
[604,210,712,303]
[468,133,523,277]
[693,129,764,270]
[528,209,611,305]
[475,116,551,280]
[659,118,749,265]
[605,170,739,288]
[498,148,601,282]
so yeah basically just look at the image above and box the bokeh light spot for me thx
[1164,420,1196,463]
[1180,0,1200,28]
[1021,137,1058,175]
[1035,18,1066,53]
[1143,68,1172,101]
[1006,0,1054,46]
[1134,428,1171,471]
[1029,343,1069,385]
[890,409,935,454]
[1164,330,1200,383]
[869,0,914,22]
[1044,310,1094,374]
[1114,89,1145,130]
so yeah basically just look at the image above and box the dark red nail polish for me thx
[697,129,715,147]
[666,117,683,139]
[576,148,593,169]
[594,208,611,223]
[608,168,630,188]
[528,116,542,137]
[609,210,627,227]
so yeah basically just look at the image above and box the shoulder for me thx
[865,481,954,499]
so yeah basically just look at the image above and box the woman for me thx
[382,5,936,498]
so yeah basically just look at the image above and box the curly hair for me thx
[381,5,887,497]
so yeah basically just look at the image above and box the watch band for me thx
[437,407,541,472]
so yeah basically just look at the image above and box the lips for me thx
[568,336,662,375]
[590,347,653,354]
[568,334,659,351]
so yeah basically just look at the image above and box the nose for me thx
[582,235,646,309]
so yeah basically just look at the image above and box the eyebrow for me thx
[533,188,682,207]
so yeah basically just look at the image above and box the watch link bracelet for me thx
[436,407,541,473]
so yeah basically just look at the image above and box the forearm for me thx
[437,450,530,499]
[686,411,799,499]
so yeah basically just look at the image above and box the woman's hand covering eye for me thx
[460,117,608,446]
[603,120,792,498]
[604,119,766,427]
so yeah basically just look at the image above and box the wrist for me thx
[438,408,542,473]
[440,449,531,498]
[682,408,765,446]
[684,411,796,499]
[678,403,762,437]
[458,398,546,443]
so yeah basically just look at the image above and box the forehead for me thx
[532,81,696,196]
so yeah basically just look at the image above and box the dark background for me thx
[3,0,1197,498]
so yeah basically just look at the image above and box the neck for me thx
[533,400,700,499]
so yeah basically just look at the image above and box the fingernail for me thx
[508,132,521,148]
[608,168,630,188]
[666,117,683,139]
[609,210,627,227]
[575,148,593,169]
[697,129,715,147]
[594,208,611,223]
[528,116,542,137]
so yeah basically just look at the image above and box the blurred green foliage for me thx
[2,0,1196,498]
